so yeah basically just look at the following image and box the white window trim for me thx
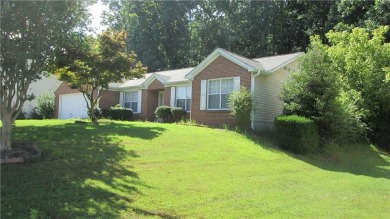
[123,90,141,114]
[206,77,240,111]
[158,91,164,106]
[207,77,234,110]
[175,86,192,112]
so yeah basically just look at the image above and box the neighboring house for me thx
[22,75,61,118]
[55,48,303,130]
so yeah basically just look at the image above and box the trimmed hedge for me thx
[171,107,186,117]
[275,115,319,154]
[101,108,111,119]
[155,106,172,122]
[155,106,186,122]
[110,107,133,121]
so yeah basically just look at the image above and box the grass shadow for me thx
[244,130,390,179]
[294,144,390,179]
[0,122,174,218]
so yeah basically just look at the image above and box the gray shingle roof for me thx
[218,48,265,70]
[114,49,303,90]
[252,52,303,72]
[153,67,193,84]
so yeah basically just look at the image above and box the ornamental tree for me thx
[0,1,91,151]
[54,29,147,124]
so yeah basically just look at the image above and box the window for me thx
[124,91,138,113]
[158,91,164,106]
[176,86,191,111]
[208,78,234,110]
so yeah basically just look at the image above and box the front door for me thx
[158,91,164,106]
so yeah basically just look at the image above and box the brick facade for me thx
[53,50,293,127]
[99,90,120,109]
[54,82,119,118]
[139,79,170,121]
[191,56,252,128]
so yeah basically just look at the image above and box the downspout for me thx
[251,70,261,130]
[189,79,193,121]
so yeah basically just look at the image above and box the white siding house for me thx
[23,75,61,117]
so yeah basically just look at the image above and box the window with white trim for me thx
[124,91,138,112]
[208,78,234,110]
[176,86,191,112]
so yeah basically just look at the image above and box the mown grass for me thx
[1,120,389,218]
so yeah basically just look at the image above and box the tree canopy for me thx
[281,26,390,151]
[54,29,147,123]
[102,0,389,72]
[0,0,92,150]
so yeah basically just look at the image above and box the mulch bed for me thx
[1,142,42,164]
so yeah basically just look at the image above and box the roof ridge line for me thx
[252,52,304,60]
[217,48,262,64]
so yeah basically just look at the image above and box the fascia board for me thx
[51,81,63,93]
[164,81,192,87]
[185,48,257,80]
[141,74,167,87]
[185,51,220,79]
[120,86,145,92]
[267,52,304,73]
[221,51,257,72]
[114,85,145,91]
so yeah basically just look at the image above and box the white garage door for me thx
[59,93,88,119]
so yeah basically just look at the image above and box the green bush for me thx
[155,106,172,122]
[101,108,111,119]
[36,93,55,119]
[110,107,133,121]
[171,107,186,121]
[228,87,253,130]
[30,107,43,120]
[16,111,26,120]
[275,115,319,154]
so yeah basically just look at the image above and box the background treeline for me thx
[102,0,389,72]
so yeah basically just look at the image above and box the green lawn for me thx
[1,120,389,218]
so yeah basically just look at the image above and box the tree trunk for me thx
[89,96,98,124]
[89,105,98,124]
[1,115,13,151]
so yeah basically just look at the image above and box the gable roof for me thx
[185,48,265,79]
[253,52,303,73]
[142,67,193,87]
[109,73,153,90]
[115,49,303,90]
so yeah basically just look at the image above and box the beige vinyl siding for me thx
[253,61,298,128]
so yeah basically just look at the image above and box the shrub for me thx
[280,42,347,149]
[155,106,172,122]
[30,107,43,120]
[275,115,319,154]
[110,107,133,121]
[171,107,186,121]
[101,108,111,119]
[228,87,253,130]
[334,90,368,143]
[36,93,55,119]
[16,111,26,120]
